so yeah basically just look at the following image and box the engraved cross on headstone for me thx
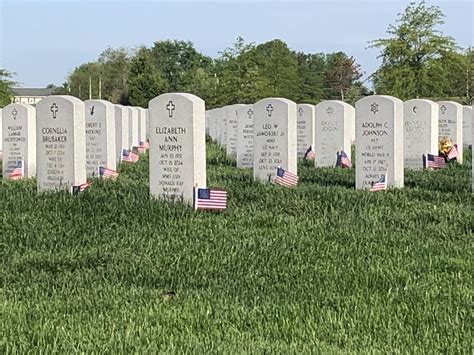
[298,107,304,116]
[166,101,176,117]
[247,108,253,119]
[12,108,18,120]
[266,104,274,117]
[50,103,59,119]
[440,105,447,115]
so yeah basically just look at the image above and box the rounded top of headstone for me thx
[315,100,353,109]
[255,97,296,106]
[404,98,437,105]
[356,95,403,107]
[38,95,83,106]
[149,92,204,107]
[297,103,314,109]
[436,100,463,109]
[3,102,35,111]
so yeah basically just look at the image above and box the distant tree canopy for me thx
[0,69,15,107]
[55,2,471,107]
[370,1,472,103]
[58,38,366,108]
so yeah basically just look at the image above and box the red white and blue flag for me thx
[9,160,24,180]
[369,173,387,192]
[72,181,92,194]
[98,166,119,179]
[304,145,315,161]
[194,187,227,211]
[121,149,139,163]
[275,167,299,187]
[423,153,446,169]
[335,150,352,168]
[136,141,149,154]
[446,144,458,161]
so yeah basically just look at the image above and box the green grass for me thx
[1,143,472,353]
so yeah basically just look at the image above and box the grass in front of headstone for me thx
[1,145,472,353]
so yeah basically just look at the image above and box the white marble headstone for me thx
[226,104,245,158]
[84,100,116,176]
[404,99,438,169]
[253,98,297,182]
[296,104,315,159]
[137,107,147,145]
[314,100,353,167]
[236,104,254,168]
[128,107,139,149]
[218,107,227,148]
[437,101,463,163]
[355,95,404,189]
[2,103,36,178]
[149,93,206,205]
[36,96,86,192]
[114,105,129,162]
[210,109,220,142]
[462,105,472,148]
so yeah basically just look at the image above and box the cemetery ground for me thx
[1,141,472,353]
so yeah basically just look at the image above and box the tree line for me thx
[0,1,472,108]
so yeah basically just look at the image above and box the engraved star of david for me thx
[370,102,379,114]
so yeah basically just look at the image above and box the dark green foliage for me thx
[1,144,472,353]
[0,68,15,107]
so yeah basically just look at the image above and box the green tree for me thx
[98,47,131,104]
[294,52,326,104]
[0,69,15,107]
[216,37,262,106]
[150,40,212,92]
[253,39,300,100]
[324,52,363,101]
[370,1,458,100]
[128,47,167,107]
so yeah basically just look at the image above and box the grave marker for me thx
[114,105,129,162]
[84,100,116,176]
[314,100,353,167]
[355,95,404,189]
[404,99,438,169]
[437,101,463,163]
[149,93,206,205]
[236,104,254,168]
[36,95,86,192]
[296,104,315,159]
[2,103,36,178]
[253,98,297,182]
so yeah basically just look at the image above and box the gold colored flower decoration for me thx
[439,137,453,156]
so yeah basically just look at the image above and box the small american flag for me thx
[121,149,139,163]
[369,173,387,192]
[423,153,446,169]
[98,166,119,179]
[446,144,458,161]
[9,160,24,180]
[275,167,299,187]
[72,181,92,194]
[304,145,315,160]
[136,141,149,154]
[194,188,227,211]
[336,150,352,168]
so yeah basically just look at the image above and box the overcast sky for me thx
[0,0,472,88]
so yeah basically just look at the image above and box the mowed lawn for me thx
[1,143,472,353]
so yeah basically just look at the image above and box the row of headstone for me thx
[1,94,472,204]
[0,97,148,189]
[206,97,473,190]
